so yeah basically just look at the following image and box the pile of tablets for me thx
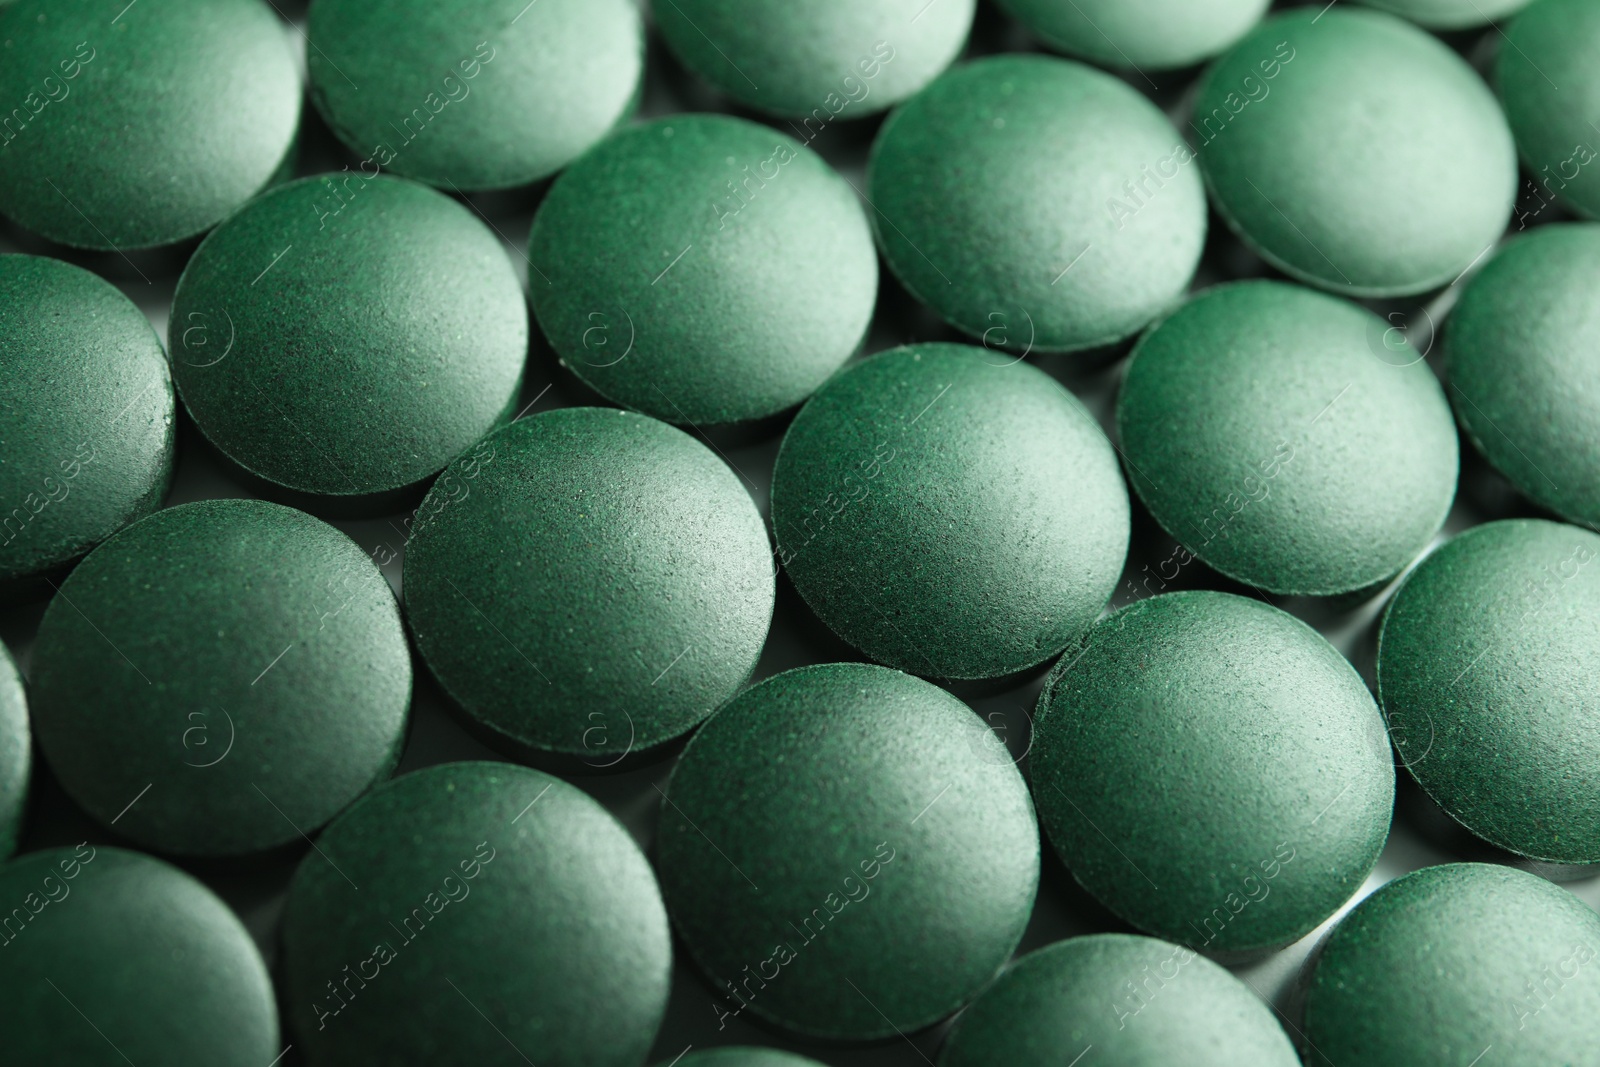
[2,0,1598,1064]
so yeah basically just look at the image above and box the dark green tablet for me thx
[1032,591,1394,953]
[656,663,1038,1040]
[1498,0,1600,220]
[282,761,671,1066]
[1358,0,1532,27]
[993,0,1269,70]
[0,0,300,249]
[1,254,174,584]
[29,499,411,856]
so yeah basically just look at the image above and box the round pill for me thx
[992,0,1270,70]
[1032,591,1394,953]
[867,54,1206,351]
[1194,8,1516,296]
[1498,0,1600,220]
[655,0,973,117]
[282,761,671,1066]
[1446,224,1600,526]
[772,343,1129,680]
[0,254,174,585]
[1356,0,1532,28]
[0,845,278,1066]
[656,663,1039,1039]
[169,174,526,504]
[405,407,773,765]
[1117,281,1458,596]
[529,115,875,425]
[29,498,410,857]
[1377,519,1600,863]
[0,0,299,250]
[939,934,1298,1066]
[1304,863,1600,1065]
[0,640,28,861]
[308,0,642,190]
[665,1052,825,1067]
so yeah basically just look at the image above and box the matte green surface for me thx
[1118,281,1458,596]
[1195,9,1517,296]
[1377,520,1600,863]
[664,1052,825,1067]
[993,0,1269,69]
[867,54,1206,351]
[308,0,641,190]
[772,344,1129,680]
[1446,225,1600,526]
[1358,0,1531,28]
[1033,592,1394,953]
[939,934,1299,1066]
[0,254,174,583]
[0,0,300,249]
[529,114,876,425]
[0,846,278,1066]
[1304,863,1600,1066]
[655,0,972,117]
[405,407,774,762]
[0,640,27,860]
[282,761,671,1067]
[1498,0,1600,220]
[170,175,526,502]
[656,663,1039,1040]
[29,499,411,856]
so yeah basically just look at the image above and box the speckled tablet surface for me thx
[993,0,1270,69]
[1498,0,1600,220]
[0,640,28,861]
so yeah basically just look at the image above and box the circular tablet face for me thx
[1356,0,1532,28]
[0,846,279,1066]
[867,54,1206,351]
[1117,280,1458,596]
[771,343,1129,680]
[0,0,300,250]
[29,499,411,857]
[405,408,774,765]
[282,761,671,1067]
[308,0,642,190]
[0,641,28,861]
[0,254,174,584]
[939,935,1299,1066]
[666,1052,825,1067]
[1498,0,1600,220]
[1032,591,1394,954]
[529,114,876,426]
[655,663,1039,1040]
[1304,863,1600,1066]
[655,0,973,117]
[169,174,526,503]
[1378,519,1600,863]
[993,0,1270,70]
[1194,8,1516,296]
[1446,224,1600,527]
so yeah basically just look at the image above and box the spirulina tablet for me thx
[282,761,671,1067]
[1377,519,1600,863]
[1357,0,1532,28]
[1498,0,1600,220]
[993,0,1270,70]
[655,0,973,118]
[1194,8,1517,296]
[771,343,1129,680]
[0,254,174,585]
[307,0,642,190]
[1032,591,1394,954]
[29,498,410,857]
[867,54,1206,351]
[1447,225,1600,526]
[405,407,773,765]
[0,0,299,250]
[1303,863,1600,1066]
[0,640,27,861]
[665,1052,825,1067]
[939,934,1298,1066]
[1117,281,1458,596]
[655,663,1039,1040]
[0,846,278,1066]
[169,174,526,505]
[529,114,875,425]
